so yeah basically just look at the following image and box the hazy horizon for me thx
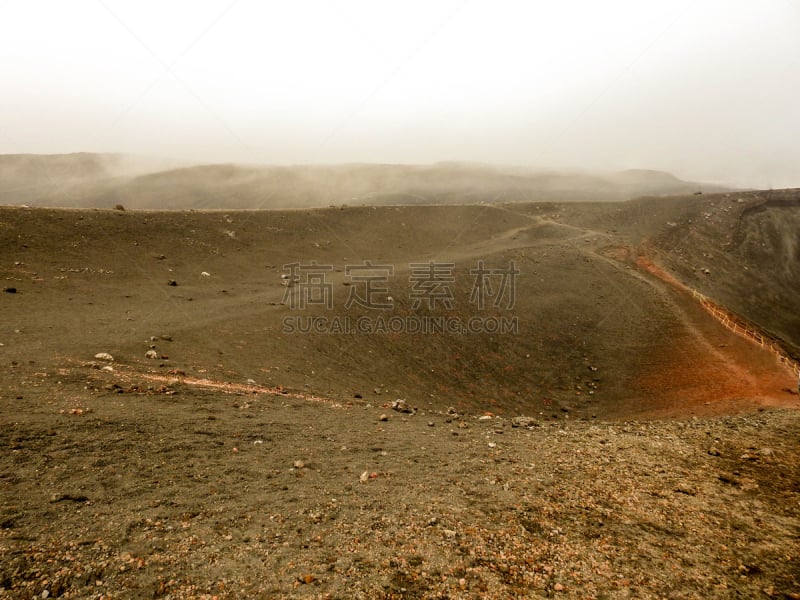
[1,1,798,189]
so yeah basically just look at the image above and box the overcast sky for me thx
[1,0,798,187]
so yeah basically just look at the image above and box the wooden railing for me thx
[690,288,800,379]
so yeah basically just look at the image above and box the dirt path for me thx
[594,249,798,417]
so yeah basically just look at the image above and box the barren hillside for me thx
[1,190,798,599]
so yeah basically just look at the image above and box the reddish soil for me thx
[628,254,798,418]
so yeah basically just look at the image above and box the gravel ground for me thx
[2,367,798,599]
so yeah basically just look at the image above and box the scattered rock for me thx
[145,350,158,359]
[512,416,538,428]
[708,447,722,456]
[3,287,17,294]
[167,280,178,286]
[200,271,211,277]
[49,493,89,504]
[673,483,697,496]
[294,460,306,469]
[94,353,114,362]
[379,414,389,422]
[391,399,414,414]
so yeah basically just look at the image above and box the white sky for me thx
[1,0,798,187]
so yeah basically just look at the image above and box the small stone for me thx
[94,352,114,362]
[554,582,565,592]
[359,471,369,483]
[379,414,389,422]
[3,287,17,294]
[145,350,158,359]
[478,415,492,421]
[511,416,538,428]
[293,460,305,469]
[673,483,697,496]
[246,378,257,385]
[708,447,722,456]
[167,279,178,286]
[391,399,414,414]
[298,574,316,584]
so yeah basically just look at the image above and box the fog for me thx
[1,1,798,188]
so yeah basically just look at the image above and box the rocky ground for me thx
[1,195,799,598]
[1,360,798,599]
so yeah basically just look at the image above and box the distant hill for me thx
[0,153,731,209]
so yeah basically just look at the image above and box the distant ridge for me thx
[0,153,731,209]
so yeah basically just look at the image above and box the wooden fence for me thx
[691,289,800,379]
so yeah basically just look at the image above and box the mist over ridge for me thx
[0,153,734,210]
